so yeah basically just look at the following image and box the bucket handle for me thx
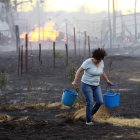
[106,84,118,94]
[67,86,75,91]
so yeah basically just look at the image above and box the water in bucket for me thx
[104,84,120,107]
[61,89,78,106]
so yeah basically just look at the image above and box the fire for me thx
[61,34,67,42]
[20,21,60,42]
[125,37,130,42]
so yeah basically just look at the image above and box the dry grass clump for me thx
[46,102,70,110]
[93,105,110,122]
[129,78,140,82]
[6,103,26,110]
[0,103,37,110]
[73,107,86,121]
[55,105,110,122]
[14,116,29,122]
[0,114,14,122]
[71,102,84,110]
[70,105,140,128]
[0,102,71,111]
[0,114,29,123]
[0,103,10,110]
[72,105,110,121]
[105,117,140,128]
[24,103,47,110]
[39,120,48,124]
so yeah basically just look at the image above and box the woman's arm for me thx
[101,70,113,86]
[72,67,84,87]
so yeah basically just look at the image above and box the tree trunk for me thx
[84,31,87,59]
[120,10,124,37]
[113,0,116,42]
[4,0,16,42]
[134,0,137,43]
[108,0,112,49]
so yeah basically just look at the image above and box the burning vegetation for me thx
[0,31,11,45]
[20,20,66,42]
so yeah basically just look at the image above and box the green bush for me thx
[53,50,63,59]
[28,76,32,92]
[0,68,9,90]
[66,63,77,81]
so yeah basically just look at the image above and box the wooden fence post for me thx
[84,31,87,59]
[30,42,34,67]
[74,27,76,62]
[15,25,20,53]
[88,36,91,58]
[25,34,28,73]
[39,44,41,61]
[18,42,20,76]
[65,44,68,66]
[21,45,23,75]
[53,42,55,68]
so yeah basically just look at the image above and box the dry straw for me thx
[1,102,140,128]
[0,114,14,122]
[56,104,140,128]
[0,102,70,111]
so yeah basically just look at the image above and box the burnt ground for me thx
[0,46,140,140]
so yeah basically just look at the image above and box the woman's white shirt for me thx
[81,58,104,86]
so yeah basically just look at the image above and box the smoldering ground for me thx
[0,44,140,139]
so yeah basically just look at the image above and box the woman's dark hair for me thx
[92,48,107,60]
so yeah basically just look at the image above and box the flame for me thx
[125,37,130,42]
[61,34,67,42]
[20,21,60,42]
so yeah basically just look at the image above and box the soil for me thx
[0,46,140,140]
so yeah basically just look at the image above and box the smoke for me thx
[0,21,9,30]
[12,0,140,15]
[1,1,140,57]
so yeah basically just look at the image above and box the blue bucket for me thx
[104,84,120,107]
[61,89,78,106]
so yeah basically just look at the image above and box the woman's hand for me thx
[72,81,77,87]
[107,80,113,86]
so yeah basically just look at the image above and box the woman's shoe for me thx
[86,122,94,125]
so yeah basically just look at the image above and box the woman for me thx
[72,48,113,125]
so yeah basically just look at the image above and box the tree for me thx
[134,0,137,43]
[0,0,16,41]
